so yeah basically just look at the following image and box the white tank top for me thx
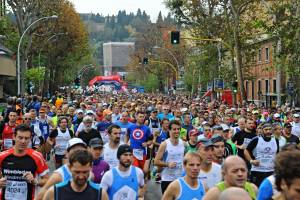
[252,136,277,172]
[55,128,71,155]
[103,142,123,168]
[161,139,185,182]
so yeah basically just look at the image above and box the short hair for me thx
[183,152,201,166]
[161,118,169,125]
[82,116,93,123]
[168,120,181,130]
[58,116,69,124]
[135,111,145,116]
[275,150,300,191]
[107,124,121,134]
[14,124,32,136]
[69,149,93,167]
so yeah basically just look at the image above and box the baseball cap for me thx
[197,138,214,148]
[274,113,280,118]
[76,109,84,114]
[212,125,223,131]
[284,123,293,128]
[262,123,272,129]
[220,124,230,132]
[67,138,87,151]
[117,144,132,159]
[293,113,300,118]
[211,134,225,144]
[86,110,95,115]
[89,138,103,148]
[188,129,199,136]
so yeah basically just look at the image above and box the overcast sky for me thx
[70,0,170,22]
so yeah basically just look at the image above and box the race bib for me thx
[3,139,13,149]
[133,149,144,160]
[55,143,67,155]
[5,180,27,200]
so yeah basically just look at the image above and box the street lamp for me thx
[17,15,58,95]
[38,32,67,67]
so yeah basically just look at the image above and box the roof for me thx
[0,43,14,56]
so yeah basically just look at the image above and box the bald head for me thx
[219,187,251,200]
[223,156,246,172]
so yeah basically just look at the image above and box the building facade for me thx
[244,38,286,107]
[0,43,16,98]
[103,42,134,76]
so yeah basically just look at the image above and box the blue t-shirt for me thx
[257,176,274,200]
[96,121,113,132]
[114,121,134,142]
[158,113,174,121]
[127,124,152,155]
[156,129,168,144]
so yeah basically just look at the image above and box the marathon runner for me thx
[0,124,49,200]
[43,149,108,200]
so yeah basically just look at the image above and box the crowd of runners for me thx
[0,91,299,200]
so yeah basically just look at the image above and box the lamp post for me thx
[38,32,67,67]
[17,15,58,95]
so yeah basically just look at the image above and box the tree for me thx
[165,0,259,100]
[156,11,164,25]
[6,0,55,94]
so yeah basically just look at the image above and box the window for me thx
[265,47,269,61]
[265,79,269,94]
[258,80,262,92]
[273,79,277,93]
[258,49,262,62]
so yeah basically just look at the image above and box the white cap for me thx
[67,138,87,151]
[86,110,95,115]
[76,109,84,114]
[274,113,280,118]
[220,123,230,131]
[181,108,188,112]
[293,113,300,118]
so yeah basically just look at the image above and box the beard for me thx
[120,160,131,168]
[113,138,120,144]
[74,176,88,187]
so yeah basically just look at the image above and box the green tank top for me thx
[227,139,237,155]
[216,181,256,200]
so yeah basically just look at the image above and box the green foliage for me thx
[25,67,45,87]
[0,16,19,52]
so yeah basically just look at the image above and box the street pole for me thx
[17,15,58,95]
[38,32,67,67]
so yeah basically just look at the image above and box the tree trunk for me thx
[233,26,247,101]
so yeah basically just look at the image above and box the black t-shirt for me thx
[246,136,279,159]
[284,134,300,145]
[77,128,102,145]
[55,181,102,200]
[232,129,257,159]
[224,142,234,158]
[49,128,74,139]
[0,148,48,200]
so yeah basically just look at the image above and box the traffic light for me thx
[74,76,81,87]
[143,57,148,65]
[171,31,180,44]
[232,81,238,93]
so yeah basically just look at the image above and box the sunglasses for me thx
[24,118,31,120]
